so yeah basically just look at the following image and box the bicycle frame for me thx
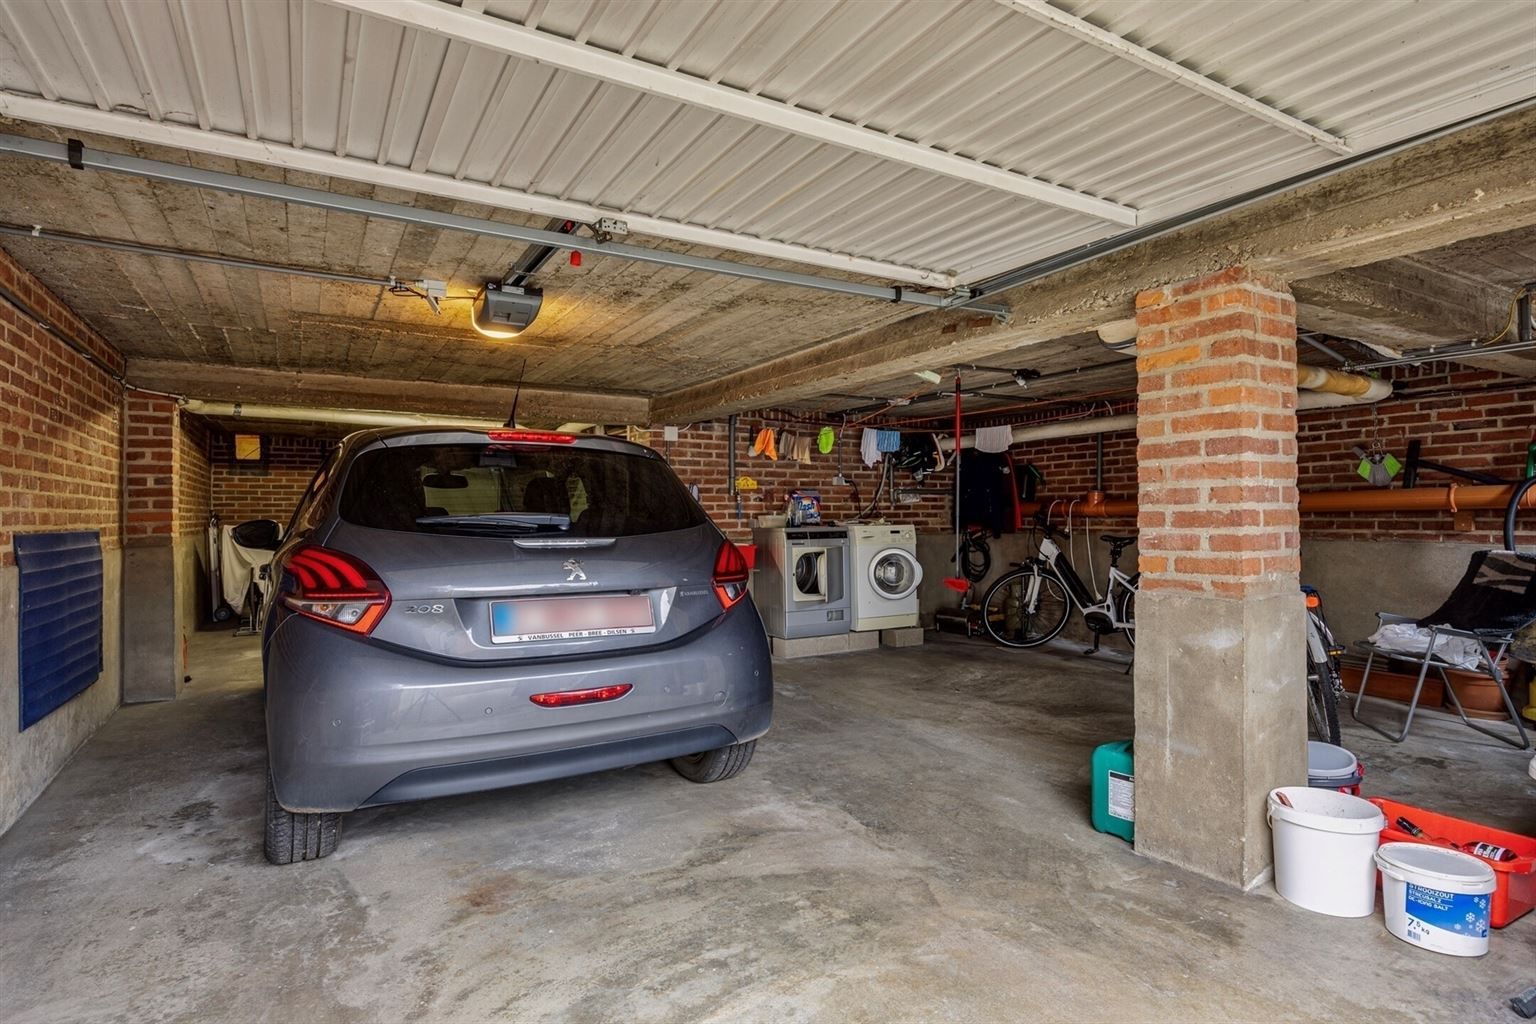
[1033,534,1135,630]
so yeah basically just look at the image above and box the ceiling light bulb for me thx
[471,317,522,340]
[472,282,543,339]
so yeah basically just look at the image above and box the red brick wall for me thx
[0,244,124,566]
[1015,427,1138,530]
[209,432,330,525]
[660,416,951,544]
[177,412,211,537]
[1134,267,1300,597]
[985,361,1536,547]
[123,395,178,544]
[1296,362,1536,544]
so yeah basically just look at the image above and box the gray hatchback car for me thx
[261,427,772,864]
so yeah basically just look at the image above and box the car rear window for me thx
[337,442,708,537]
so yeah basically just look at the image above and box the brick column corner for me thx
[1130,265,1307,889]
[123,394,180,546]
[1134,266,1300,599]
[121,394,186,703]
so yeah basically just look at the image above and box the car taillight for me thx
[713,541,750,611]
[281,544,391,635]
[486,429,576,444]
[530,684,633,707]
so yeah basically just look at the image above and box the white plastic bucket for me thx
[1306,741,1361,787]
[1268,786,1385,917]
[1376,842,1496,957]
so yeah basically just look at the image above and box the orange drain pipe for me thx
[1020,483,1536,519]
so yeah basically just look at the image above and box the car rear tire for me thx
[670,740,756,783]
[264,770,342,865]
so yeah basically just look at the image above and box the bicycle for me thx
[1302,585,1345,745]
[982,517,1137,650]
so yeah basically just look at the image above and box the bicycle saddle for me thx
[1100,534,1134,546]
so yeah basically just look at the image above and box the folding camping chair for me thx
[1351,549,1533,749]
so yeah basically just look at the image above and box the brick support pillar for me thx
[122,395,184,703]
[1132,266,1307,888]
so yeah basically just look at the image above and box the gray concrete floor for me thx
[2,630,1533,1023]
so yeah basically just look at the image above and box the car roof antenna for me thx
[504,358,528,428]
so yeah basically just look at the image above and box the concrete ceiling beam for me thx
[1295,262,1535,376]
[1294,261,1509,347]
[126,359,647,427]
[652,106,1536,421]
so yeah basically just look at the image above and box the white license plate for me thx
[490,595,655,644]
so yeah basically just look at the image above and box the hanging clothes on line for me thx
[974,425,1013,453]
[860,427,882,467]
[875,429,902,453]
[750,427,778,460]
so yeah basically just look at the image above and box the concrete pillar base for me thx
[1132,589,1306,887]
[121,545,181,703]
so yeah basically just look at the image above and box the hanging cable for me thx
[958,527,992,582]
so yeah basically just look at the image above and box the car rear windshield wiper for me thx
[415,513,572,533]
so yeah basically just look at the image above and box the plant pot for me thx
[1340,662,1446,707]
[1443,669,1512,717]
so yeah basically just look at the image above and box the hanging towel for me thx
[975,425,1013,453]
[860,427,882,467]
[875,429,902,452]
[751,426,778,460]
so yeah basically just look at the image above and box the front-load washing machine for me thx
[850,524,923,631]
[752,525,851,639]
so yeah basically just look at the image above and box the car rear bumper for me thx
[265,603,772,812]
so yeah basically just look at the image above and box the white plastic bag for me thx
[1367,622,1482,670]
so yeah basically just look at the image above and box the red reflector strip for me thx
[529,684,633,708]
[487,429,577,444]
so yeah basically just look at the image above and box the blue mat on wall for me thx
[15,531,103,730]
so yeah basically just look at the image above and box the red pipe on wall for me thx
[1019,483,1536,520]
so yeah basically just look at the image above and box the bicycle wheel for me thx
[982,565,1072,648]
[1306,654,1342,745]
[1117,573,1139,648]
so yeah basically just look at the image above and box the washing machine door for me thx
[792,546,829,602]
[868,547,922,601]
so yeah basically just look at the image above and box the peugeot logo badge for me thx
[563,558,587,582]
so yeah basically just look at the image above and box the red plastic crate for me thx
[1368,797,1536,928]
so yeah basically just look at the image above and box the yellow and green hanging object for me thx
[1353,445,1401,487]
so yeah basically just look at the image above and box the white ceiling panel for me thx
[0,0,1531,289]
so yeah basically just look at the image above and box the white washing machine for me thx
[850,524,923,632]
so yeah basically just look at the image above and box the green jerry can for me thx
[1091,739,1135,843]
